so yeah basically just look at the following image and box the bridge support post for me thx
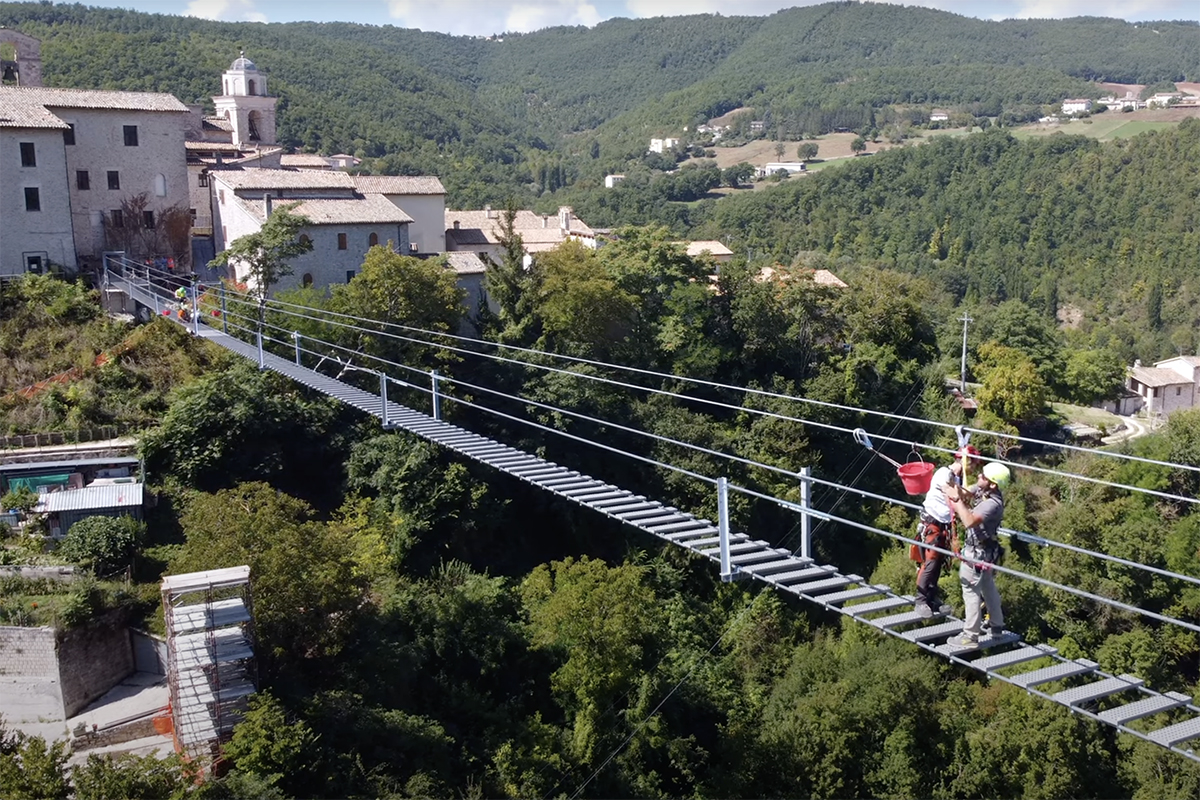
[220,285,228,334]
[191,290,199,336]
[380,372,390,429]
[799,467,812,561]
[293,332,301,366]
[431,371,441,421]
[718,476,733,582]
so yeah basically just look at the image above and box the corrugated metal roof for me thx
[0,457,139,475]
[36,483,144,513]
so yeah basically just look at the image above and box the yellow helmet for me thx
[982,462,1011,489]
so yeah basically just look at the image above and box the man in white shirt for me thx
[914,446,980,618]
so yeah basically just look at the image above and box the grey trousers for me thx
[959,559,1003,638]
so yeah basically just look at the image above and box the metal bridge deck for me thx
[109,273,1200,761]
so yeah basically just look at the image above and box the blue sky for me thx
[94,1,1199,36]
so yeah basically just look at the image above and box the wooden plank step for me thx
[701,542,779,558]
[1098,692,1192,725]
[572,490,628,502]
[1009,659,1099,688]
[603,502,660,515]
[1051,675,1143,707]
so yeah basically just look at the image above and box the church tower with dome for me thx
[212,51,277,147]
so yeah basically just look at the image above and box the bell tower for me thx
[0,28,44,86]
[212,51,277,147]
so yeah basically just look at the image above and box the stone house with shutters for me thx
[1126,356,1200,417]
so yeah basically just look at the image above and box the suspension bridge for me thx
[104,258,1200,761]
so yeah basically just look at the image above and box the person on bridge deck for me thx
[949,462,1010,648]
[913,445,980,618]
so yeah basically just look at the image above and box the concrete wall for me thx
[277,222,410,293]
[0,128,78,275]
[0,611,133,722]
[383,193,443,255]
[0,626,65,723]
[57,610,133,718]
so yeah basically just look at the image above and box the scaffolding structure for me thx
[161,566,257,762]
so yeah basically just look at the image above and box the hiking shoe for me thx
[937,603,953,615]
[949,635,979,649]
[915,601,933,619]
[990,627,1005,637]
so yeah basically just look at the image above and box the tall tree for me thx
[210,204,312,299]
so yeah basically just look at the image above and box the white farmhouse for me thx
[648,137,680,154]
[1126,356,1200,417]
[1061,98,1093,115]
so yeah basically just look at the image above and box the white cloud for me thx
[389,0,604,35]
[185,0,266,22]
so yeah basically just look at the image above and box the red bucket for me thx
[897,459,934,495]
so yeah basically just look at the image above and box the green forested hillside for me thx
[0,1,1195,206]
[696,122,1200,362]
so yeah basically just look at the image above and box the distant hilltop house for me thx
[929,109,949,122]
[676,240,733,264]
[1147,92,1183,108]
[604,174,626,188]
[1098,93,1145,111]
[648,137,680,154]
[756,162,807,178]
[1061,98,1093,115]
[756,265,848,288]
[1126,356,1200,417]
[749,120,765,132]
[695,123,726,140]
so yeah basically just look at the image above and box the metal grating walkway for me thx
[109,274,1200,761]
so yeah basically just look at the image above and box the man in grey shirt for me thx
[948,462,1011,648]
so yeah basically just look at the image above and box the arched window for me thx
[302,273,313,287]
[299,234,311,246]
[368,233,379,247]
[247,79,256,96]
[153,173,167,197]
[247,110,262,141]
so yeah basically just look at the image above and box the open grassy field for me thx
[1013,116,1182,142]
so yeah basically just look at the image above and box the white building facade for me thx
[0,114,76,274]
[0,86,190,272]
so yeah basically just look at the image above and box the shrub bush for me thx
[58,516,144,576]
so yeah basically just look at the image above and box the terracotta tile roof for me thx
[441,252,487,275]
[214,168,355,190]
[280,153,331,168]
[203,116,233,131]
[353,175,445,195]
[680,240,733,258]
[0,91,70,128]
[446,227,491,247]
[5,86,188,113]
[1129,366,1193,388]
[235,193,412,225]
[445,208,595,246]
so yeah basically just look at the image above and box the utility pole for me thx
[959,313,973,394]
